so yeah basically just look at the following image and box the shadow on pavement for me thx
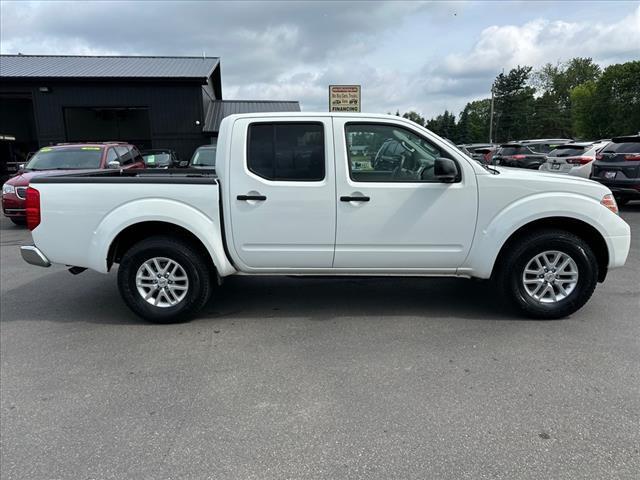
[2,266,530,326]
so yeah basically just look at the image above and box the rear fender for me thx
[89,198,236,276]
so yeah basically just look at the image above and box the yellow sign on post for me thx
[329,85,361,112]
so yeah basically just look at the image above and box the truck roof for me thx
[223,112,413,121]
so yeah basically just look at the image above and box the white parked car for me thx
[20,113,630,323]
[539,141,609,178]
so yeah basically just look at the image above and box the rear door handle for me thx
[340,195,370,202]
[237,194,267,201]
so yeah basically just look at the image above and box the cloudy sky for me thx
[1,1,638,118]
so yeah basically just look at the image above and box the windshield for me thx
[143,153,171,166]
[25,147,103,170]
[548,146,588,157]
[191,147,217,166]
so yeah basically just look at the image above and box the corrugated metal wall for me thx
[0,80,211,161]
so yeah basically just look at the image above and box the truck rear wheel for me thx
[117,235,213,323]
[497,229,598,319]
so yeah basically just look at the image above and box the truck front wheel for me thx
[497,230,598,319]
[117,235,213,323]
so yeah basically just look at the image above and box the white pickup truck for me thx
[20,113,630,323]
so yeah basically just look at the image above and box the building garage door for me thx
[64,107,151,149]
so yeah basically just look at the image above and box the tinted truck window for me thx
[248,123,325,181]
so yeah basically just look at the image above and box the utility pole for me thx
[489,83,495,144]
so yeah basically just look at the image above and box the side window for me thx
[106,148,119,163]
[116,146,133,165]
[130,147,143,164]
[346,123,451,182]
[247,123,325,181]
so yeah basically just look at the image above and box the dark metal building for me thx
[0,55,300,173]
[203,100,301,136]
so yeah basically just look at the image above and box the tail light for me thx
[511,154,526,160]
[25,187,41,231]
[624,154,640,161]
[566,156,593,165]
[600,194,618,214]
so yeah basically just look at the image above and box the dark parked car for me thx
[590,135,640,206]
[141,149,185,169]
[493,139,572,169]
[189,145,217,169]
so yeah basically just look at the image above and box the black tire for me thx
[117,235,214,323]
[496,229,598,319]
[10,217,26,226]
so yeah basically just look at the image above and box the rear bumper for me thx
[539,163,572,174]
[20,245,51,267]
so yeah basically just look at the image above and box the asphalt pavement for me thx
[1,207,639,479]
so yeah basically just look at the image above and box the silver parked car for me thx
[539,141,609,178]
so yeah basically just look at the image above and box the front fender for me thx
[461,192,630,278]
[89,198,236,276]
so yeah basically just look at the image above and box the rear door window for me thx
[247,123,325,181]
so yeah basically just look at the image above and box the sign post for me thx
[329,85,361,112]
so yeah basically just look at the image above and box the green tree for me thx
[457,99,491,143]
[570,81,598,138]
[402,110,425,126]
[531,58,601,137]
[493,66,536,142]
[570,61,640,139]
[591,61,640,138]
[425,110,457,141]
[532,92,567,137]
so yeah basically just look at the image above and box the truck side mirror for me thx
[434,157,459,183]
[107,160,121,169]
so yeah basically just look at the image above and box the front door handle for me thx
[237,194,267,201]
[340,195,370,202]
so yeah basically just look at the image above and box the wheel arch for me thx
[490,217,609,282]
[108,221,215,272]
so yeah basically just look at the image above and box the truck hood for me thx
[4,169,96,187]
[491,166,609,201]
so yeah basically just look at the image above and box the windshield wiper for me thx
[481,164,500,174]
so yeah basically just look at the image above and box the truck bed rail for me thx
[29,168,217,185]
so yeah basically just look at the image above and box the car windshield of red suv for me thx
[25,147,103,171]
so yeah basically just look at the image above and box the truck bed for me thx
[29,168,229,275]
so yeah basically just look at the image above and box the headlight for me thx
[2,184,16,195]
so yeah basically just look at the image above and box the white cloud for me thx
[444,5,640,77]
[0,1,638,119]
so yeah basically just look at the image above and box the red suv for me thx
[2,142,145,225]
